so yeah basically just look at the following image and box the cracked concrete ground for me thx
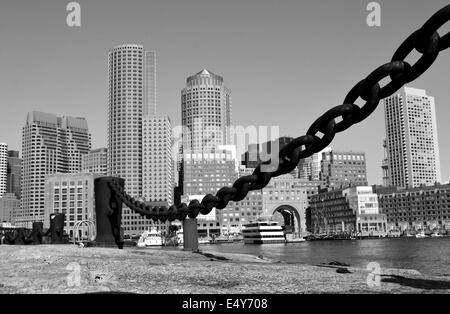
[0,245,449,294]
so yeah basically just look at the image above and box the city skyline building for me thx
[142,115,174,204]
[107,45,174,236]
[181,69,232,154]
[44,173,99,240]
[82,148,108,175]
[183,147,238,236]
[18,111,91,227]
[6,150,22,199]
[320,150,368,189]
[0,193,20,224]
[107,45,154,235]
[0,143,7,197]
[298,147,332,181]
[383,87,441,188]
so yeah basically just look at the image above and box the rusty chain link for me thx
[109,4,450,222]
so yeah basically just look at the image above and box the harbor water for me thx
[203,238,450,277]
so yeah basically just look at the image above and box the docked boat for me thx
[431,232,443,238]
[415,231,427,238]
[242,221,286,244]
[212,235,234,244]
[286,237,306,243]
[137,228,164,247]
[198,236,212,245]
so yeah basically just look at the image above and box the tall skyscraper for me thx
[320,150,368,188]
[108,45,151,235]
[179,68,233,224]
[0,143,7,197]
[181,69,232,154]
[384,87,441,188]
[108,45,173,236]
[18,111,91,227]
[142,116,174,204]
[82,148,108,175]
[7,150,22,199]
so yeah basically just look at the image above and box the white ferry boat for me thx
[242,221,286,244]
[137,227,164,247]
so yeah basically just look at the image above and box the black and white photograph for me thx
[0,0,449,303]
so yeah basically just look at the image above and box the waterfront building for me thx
[44,173,99,240]
[375,184,450,232]
[82,148,107,175]
[383,87,441,188]
[18,111,91,228]
[262,174,318,237]
[0,193,20,224]
[6,151,22,199]
[308,186,387,237]
[0,143,7,197]
[320,150,368,188]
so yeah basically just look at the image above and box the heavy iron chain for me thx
[109,4,450,223]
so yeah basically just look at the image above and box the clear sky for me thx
[0,0,449,185]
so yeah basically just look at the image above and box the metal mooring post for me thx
[91,177,125,249]
[31,222,43,245]
[183,218,199,251]
[50,213,66,244]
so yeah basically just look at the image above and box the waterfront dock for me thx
[0,245,449,294]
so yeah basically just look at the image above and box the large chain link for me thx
[109,4,450,223]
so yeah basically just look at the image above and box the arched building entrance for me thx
[273,205,302,237]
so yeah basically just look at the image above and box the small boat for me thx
[198,237,212,245]
[137,228,164,247]
[243,220,286,244]
[415,231,427,238]
[431,232,443,238]
[286,237,306,243]
[212,235,234,244]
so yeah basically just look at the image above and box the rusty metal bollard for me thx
[92,177,125,249]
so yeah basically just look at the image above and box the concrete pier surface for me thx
[0,245,449,294]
